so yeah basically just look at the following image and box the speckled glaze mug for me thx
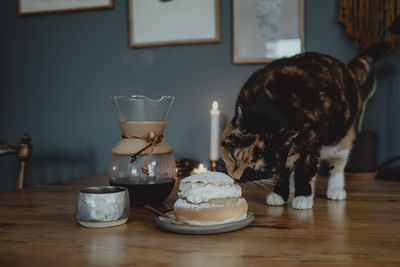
[76,186,130,228]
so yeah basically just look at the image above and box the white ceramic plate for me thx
[154,210,254,235]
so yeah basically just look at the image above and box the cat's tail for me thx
[348,16,400,87]
[348,42,392,86]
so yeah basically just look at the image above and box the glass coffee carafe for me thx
[108,95,176,206]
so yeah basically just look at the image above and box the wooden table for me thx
[0,174,399,266]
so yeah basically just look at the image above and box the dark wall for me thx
[1,0,399,190]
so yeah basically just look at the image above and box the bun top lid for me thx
[178,172,241,204]
[180,172,234,185]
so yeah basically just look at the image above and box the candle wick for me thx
[212,101,219,111]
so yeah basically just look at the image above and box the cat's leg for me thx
[322,126,355,200]
[325,153,348,200]
[292,154,319,209]
[266,167,290,206]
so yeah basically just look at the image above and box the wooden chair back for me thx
[0,134,32,189]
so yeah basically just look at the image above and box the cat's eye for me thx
[253,147,262,159]
[230,151,237,163]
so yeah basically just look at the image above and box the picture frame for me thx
[129,0,220,48]
[233,0,305,64]
[18,0,114,16]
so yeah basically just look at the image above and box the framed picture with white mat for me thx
[233,0,305,64]
[129,0,220,47]
[18,0,114,15]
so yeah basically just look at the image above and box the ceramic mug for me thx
[76,186,130,228]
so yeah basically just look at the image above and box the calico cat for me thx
[220,39,398,209]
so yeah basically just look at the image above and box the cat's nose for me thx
[233,176,242,181]
[231,169,244,181]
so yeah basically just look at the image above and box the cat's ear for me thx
[233,105,244,125]
[237,105,243,119]
[279,130,299,146]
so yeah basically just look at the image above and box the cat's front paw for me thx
[292,195,314,209]
[327,188,346,200]
[266,192,286,206]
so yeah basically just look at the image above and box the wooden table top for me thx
[0,173,399,266]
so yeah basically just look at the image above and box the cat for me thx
[220,31,399,209]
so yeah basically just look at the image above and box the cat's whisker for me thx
[248,180,256,188]
[256,178,275,186]
[260,178,275,185]
[252,180,272,191]
[246,180,259,190]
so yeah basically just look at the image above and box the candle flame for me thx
[192,163,209,174]
[199,163,206,172]
[212,101,219,111]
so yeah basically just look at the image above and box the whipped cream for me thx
[180,172,235,185]
[178,172,242,204]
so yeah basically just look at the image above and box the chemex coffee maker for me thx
[108,95,176,206]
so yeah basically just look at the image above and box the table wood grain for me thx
[0,173,399,266]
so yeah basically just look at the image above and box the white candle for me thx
[210,101,220,161]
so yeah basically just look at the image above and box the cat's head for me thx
[220,106,297,183]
